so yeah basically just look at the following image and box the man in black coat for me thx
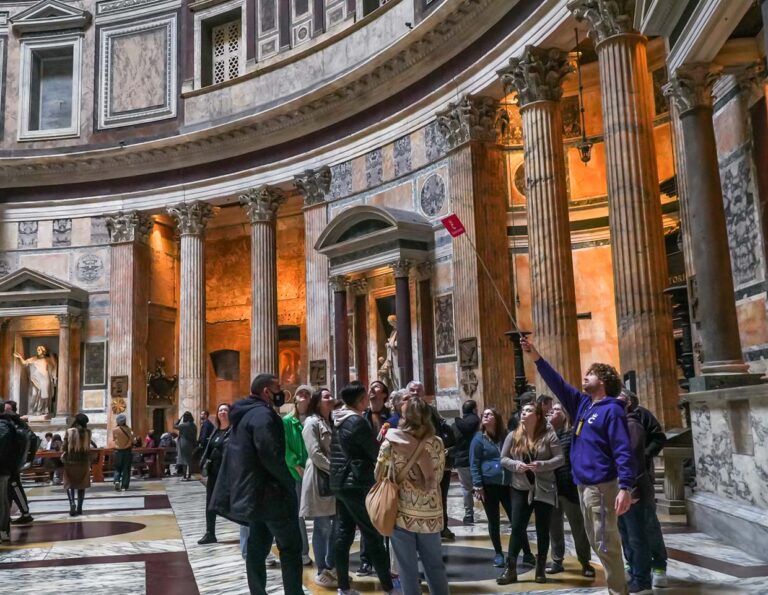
[212,374,303,595]
[452,399,479,524]
[330,382,395,594]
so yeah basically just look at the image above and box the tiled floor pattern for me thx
[0,477,766,594]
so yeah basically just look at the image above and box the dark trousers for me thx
[440,469,451,529]
[618,501,652,590]
[646,502,668,570]
[481,483,512,555]
[246,517,303,595]
[334,489,393,591]
[508,488,553,561]
[550,494,592,566]
[113,449,132,490]
[204,472,218,535]
[9,474,29,516]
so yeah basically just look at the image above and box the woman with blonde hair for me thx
[375,396,449,595]
[497,402,563,585]
[62,413,93,516]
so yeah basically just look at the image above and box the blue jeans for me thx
[618,501,652,590]
[311,515,336,572]
[646,503,668,570]
[390,527,449,595]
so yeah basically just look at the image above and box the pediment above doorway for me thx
[0,268,88,317]
[315,205,435,276]
[10,0,92,33]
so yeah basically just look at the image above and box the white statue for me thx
[14,346,57,416]
[378,314,399,390]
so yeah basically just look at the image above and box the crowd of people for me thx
[0,335,669,595]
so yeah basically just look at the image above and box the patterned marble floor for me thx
[0,476,766,594]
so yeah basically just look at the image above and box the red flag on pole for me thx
[441,214,466,238]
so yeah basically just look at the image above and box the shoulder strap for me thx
[395,438,428,484]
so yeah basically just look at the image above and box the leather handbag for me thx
[316,468,332,497]
[365,439,427,537]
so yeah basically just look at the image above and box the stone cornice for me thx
[664,64,720,115]
[567,0,636,46]
[240,186,285,224]
[498,46,572,107]
[166,201,218,235]
[0,0,504,188]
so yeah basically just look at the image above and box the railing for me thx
[27,448,168,482]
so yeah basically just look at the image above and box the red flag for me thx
[441,214,466,238]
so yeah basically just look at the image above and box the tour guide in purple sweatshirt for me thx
[520,334,635,595]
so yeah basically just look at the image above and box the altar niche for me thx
[16,335,59,416]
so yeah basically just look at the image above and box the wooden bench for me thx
[24,448,167,483]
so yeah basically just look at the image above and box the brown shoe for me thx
[496,559,517,585]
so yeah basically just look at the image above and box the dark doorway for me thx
[152,408,166,439]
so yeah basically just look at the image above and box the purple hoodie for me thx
[535,358,635,490]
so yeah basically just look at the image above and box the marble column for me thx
[295,167,332,383]
[167,201,216,420]
[0,319,9,399]
[241,186,286,378]
[54,314,72,419]
[663,66,755,383]
[498,46,582,388]
[570,0,679,425]
[69,315,83,415]
[436,95,516,421]
[391,259,414,386]
[329,275,349,395]
[106,211,153,441]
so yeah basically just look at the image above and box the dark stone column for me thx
[391,259,414,386]
[664,65,757,385]
[330,275,349,395]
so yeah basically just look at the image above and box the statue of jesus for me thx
[14,345,57,416]
[377,314,399,390]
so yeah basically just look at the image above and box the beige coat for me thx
[500,428,563,506]
[299,414,335,518]
[375,429,445,534]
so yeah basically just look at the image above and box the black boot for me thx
[535,554,547,584]
[496,558,517,585]
[67,489,77,516]
[76,489,85,516]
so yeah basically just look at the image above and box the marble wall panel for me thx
[366,182,413,210]
[70,218,91,246]
[567,142,608,200]
[0,252,18,278]
[351,155,366,193]
[276,212,306,327]
[424,120,448,163]
[653,122,675,183]
[206,235,250,321]
[365,148,383,188]
[393,135,412,178]
[17,222,38,249]
[410,127,427,170]
[381,142,394,182]
[36,221,53,249]
[86,317,107,338]
[436,362,457,390]
[329,161,353,200]
[736,295,768,348]
[434,293,455,357]
[90,217,110,244]
[18,252,69,281]
[689,388,768,509]
[52,219,73,247]
[0,223,18,251]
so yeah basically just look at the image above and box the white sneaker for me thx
[265,553,277,567]
[653,568,669,588]
[314,570,338,588]
[302,553,313,565]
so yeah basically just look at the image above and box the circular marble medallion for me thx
[420,174,446,216]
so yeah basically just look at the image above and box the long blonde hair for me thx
[511,402,548,458]
[400,397,435,440]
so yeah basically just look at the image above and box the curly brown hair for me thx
[586,362,623,397]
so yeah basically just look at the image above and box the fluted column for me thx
[329,275,349,396]
[436,95,516,420]
[106,211,153,441]
[295,167,333,383]
[55,314,72,418]
[241,186,286,378]
[498,46,581,388]
[664,66,752,381]
[167,201,216,419]
[570,0,679,425]
[391,259,414,386]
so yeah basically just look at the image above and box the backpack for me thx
[0,417,29,474]
[365,438,427,537]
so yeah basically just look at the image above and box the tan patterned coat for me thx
[375,429,445,534]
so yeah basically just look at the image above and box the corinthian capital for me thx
[328,275,348,293]
[435,95,501,149]
[167,201,218,235]
[390,259,412,278]
[567,0,636,45]
[663,64,719,115]
[498,46,572,108]
[106,211,154,244]
[294,166,332,207]
[239,185,286,223]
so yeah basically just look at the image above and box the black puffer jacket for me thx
[330,407,379,492]
[452,412,480,468]
[554,427,579,503]
[211,396,296,525]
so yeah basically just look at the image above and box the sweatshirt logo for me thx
[587,412,599,425]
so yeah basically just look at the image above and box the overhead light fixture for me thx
[574,28,592,165]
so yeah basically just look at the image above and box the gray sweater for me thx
[500,428,564,506]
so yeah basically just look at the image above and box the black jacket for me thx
[452,412,480,468]
[330,408,379,492]
[627,411,655,504]
[211,397,296,525]
[0,412,33,475]
[554,427,579,503]
[636,405,666,471]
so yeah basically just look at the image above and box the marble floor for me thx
[1,476,767,594]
